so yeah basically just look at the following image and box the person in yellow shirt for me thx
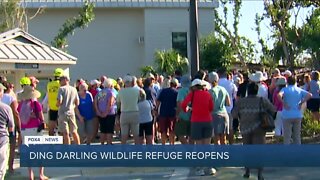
[47,68,64,136]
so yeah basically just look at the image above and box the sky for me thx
[217,0,314,51]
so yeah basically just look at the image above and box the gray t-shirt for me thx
[57,85,79,116]
[0,101,14,138]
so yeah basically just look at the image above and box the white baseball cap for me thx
[283,70,292,77]
[191,79,205,86]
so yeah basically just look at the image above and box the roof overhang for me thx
[21,0,219,9]
[0,28,77,66]
[0,59,77,65]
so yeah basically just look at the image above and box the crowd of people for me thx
[0,66,319,180]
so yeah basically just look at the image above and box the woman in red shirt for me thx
[181,79,214,144]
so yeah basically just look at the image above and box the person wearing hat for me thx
[156,78,179,145]
[283,70,292,79]
[46,68,64,136]
[272,77,287,137]
[17,85,48,180]
[0,83,15,180]
[175,75,193,145]
[19,77,31,87]
[57,76,80,145]
[89,79,101,99]
[249,71,268,99]
[75,78,85,92]
[233,82,276,180]
[208,72,231,145]
[16,77,32,100]
[181,79,214,176]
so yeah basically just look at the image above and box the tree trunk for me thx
[279,28,292,67]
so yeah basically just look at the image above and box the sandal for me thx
[40,175,50,180]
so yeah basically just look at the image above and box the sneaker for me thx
[205,167,217,175]
[195,168,205,176]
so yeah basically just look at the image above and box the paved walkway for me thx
[6,160,320,180]
[5,131,319,180]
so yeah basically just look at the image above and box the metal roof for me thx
[20,0,218,8]
[0,28,77,64]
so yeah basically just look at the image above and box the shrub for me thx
[301,110,320,138]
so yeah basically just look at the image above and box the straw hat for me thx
[283,70,292,77]
[18,86,41,100]
[249,71,267,82]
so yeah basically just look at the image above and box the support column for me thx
[189,0,199,78]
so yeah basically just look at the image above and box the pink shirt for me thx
[272,88,283,111]
[18,100,42,129]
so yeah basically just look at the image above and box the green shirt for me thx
[210,85,229,115]
[177,87,191,121]
[117,87,141,112]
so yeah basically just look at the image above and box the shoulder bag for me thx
[259,97,275,132]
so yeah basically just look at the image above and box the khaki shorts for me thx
[77,119,95,138]
[120,111,139,137]
[58,113,78,134]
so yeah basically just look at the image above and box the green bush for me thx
[301,110,320,137]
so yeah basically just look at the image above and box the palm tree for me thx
[154,49,189,76]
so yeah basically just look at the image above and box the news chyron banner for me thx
[21,144,320,167]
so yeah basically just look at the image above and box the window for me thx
[172,32,188,58]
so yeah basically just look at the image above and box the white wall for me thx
[28,8,145,81]
[27,7,214,81]
[144,8,214,66]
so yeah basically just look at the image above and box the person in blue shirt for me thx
[278,76,312,144]
[306,71,320,121]
[75,82,95,145]
[156,78,178,145]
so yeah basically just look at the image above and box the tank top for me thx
[47,80,60,110]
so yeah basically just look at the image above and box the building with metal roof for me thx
[0,28,77,92]
[24,0,218,80]
[21,0,217,8]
